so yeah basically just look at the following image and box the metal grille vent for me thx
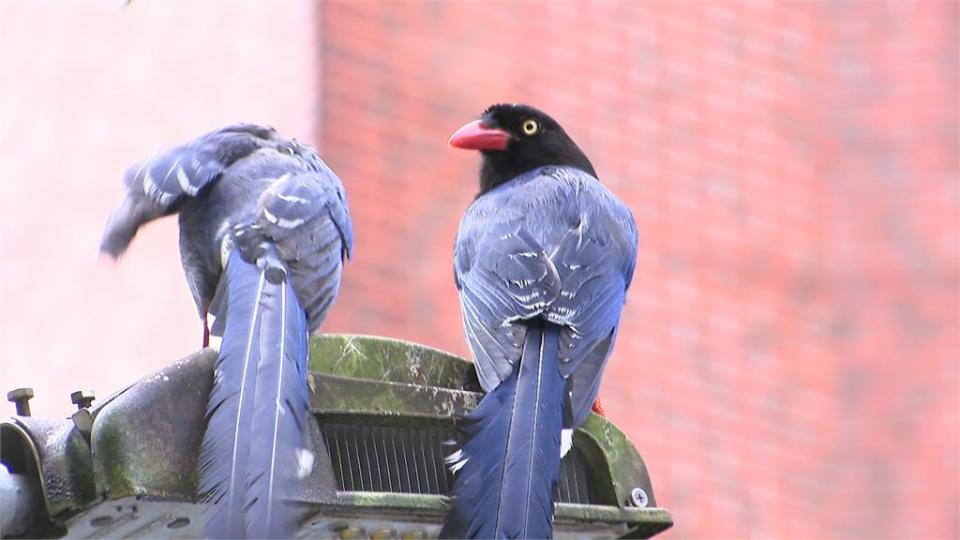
[323,422,453,495]
[320,421,600,505]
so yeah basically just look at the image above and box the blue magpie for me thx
[101,124,352,538]
[440,105,637,539]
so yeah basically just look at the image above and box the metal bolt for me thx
[70,390,95,410]
[629,486,649,508]
[166,517,190,530]
[72,409,94,439]
[7,387,34,416]
[90,515,114,528]
[328,521,350,532]
[370,528,396,540]
[338,527,365,539]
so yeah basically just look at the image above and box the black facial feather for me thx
[477,104,596,195]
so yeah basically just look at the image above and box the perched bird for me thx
[440,104,637,539]
[100,124,352,538]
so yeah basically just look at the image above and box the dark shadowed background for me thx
[1,1,957,538]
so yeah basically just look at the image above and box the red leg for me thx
[591,397,606,417]
[201,305,210,348]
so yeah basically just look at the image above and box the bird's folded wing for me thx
[235,169,353,332]
[548,186,638,426]
[100,124,280,257]
[454,210,561,392]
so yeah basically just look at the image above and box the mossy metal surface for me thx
[2,334,672,538]
[2,417,96,519]
[309,374,479,420]
[306,334,671,536]
[91,350,214,501]
[322,492,670,527]
[308,336,664,508]
[309,334,481,391]
[578,414,660,509]
[301,493,671,539]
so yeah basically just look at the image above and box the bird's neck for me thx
[477,154,517,195]
[477,150,597,197]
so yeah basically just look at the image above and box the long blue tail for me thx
[440,321,566,539]
[198,250,310,538]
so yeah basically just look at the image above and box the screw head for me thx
[7,387,34,401]
[70,390,96,410]
[7,387,34,416]
[337,527,365,539]
[630,486,649,507]
[370,528,397,540]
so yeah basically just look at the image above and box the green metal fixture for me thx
[1,335,672,538]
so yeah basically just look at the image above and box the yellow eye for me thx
[522,119,539,136]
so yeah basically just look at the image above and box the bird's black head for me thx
[449,103,597,195]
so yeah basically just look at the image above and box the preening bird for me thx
[100,124,352,538]
[440,104,638,539]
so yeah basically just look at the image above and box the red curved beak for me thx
[449,120,509,151]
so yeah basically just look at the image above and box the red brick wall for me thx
[317,2,958,538]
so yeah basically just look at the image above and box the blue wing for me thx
[232,167,352,333]
[100,124,282,257]
[454,205,560,391]
[544,173,637,426]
